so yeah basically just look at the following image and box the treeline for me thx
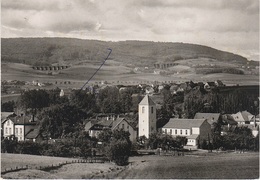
[1,129,133,166]
[12,86,142,139]
[196,67,244,75]
[184,86,259,118]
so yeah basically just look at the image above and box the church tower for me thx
[138,95,157,138]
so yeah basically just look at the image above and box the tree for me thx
[19,89,50,115]
[70,89,97,113]
[1,101,15,112]
[221,126,255,151]
[103,129,132,166]
[119,90,133,113]
[38,104,86,139]
[97,86,121,114]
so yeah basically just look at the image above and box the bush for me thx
[106,139,131,166]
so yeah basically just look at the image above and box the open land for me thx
[1,63,259,88]
[1,152,259,179]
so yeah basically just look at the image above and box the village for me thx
[1,79,259,156]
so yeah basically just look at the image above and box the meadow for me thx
[2,62,259,87]
[117,152,259,179]
[1,152,259,179]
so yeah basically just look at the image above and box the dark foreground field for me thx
[1,152,259,179]
[116,152,259,179]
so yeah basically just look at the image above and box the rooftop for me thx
[163,118,207,129]
[139,95,156,106]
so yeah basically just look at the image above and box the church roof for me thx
[139,95,156,105]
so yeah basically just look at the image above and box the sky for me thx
[1,0,259,60]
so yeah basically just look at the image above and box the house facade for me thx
[2,114,38,141]
[162,119,211,148]
[111,118,137,142]
[85,117,137,141]
[138,95,157,138]
[231,111,253,124]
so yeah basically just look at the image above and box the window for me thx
[175,129,177,135]
[15,128,18,134]
[142,107,145,113]
[7,120,10,126]
[165,129,167,133]
[9,128,11,134]
[185,130,188,135]
[122,124,125,129]
[20,128,22,134]
[180,130,182,135]
[151,107,153,114]
[170,129,172,135]
[5,127,8,134]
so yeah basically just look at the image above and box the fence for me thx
[1,157,109,175]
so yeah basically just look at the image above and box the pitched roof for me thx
[111,118,125,130]
[232,111,252,122]
[25,128,41,139]
[241,111,253,121]
[1,112,16,124]
[187,134,200,139]
[139,95,156,105]
[9,115,37,125]
[163,118,207,129]
[194,113,220,125]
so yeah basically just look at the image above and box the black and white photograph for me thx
[1,0,259,179]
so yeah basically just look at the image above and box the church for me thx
[138,95,157,138]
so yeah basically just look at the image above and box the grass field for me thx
[116,152,259,179]
[1,62,259,87]
[1,152,259,179]
[1,153,120,179]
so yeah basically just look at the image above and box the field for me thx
[1,62,259,87]
[1,152,259,179]
[1,153,121,179]
[117,152,259,179]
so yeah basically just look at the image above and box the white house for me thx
[162,118,211,148]
[231,111,253,124]
[2,114,38,141]
[138,95,157,138]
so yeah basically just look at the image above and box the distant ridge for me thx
[1,37,251,67]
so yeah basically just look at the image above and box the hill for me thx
[1,38,250,66]
[1,38,259,85]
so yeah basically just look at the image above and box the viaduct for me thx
[154,63,178,69]
[32,66,70,71]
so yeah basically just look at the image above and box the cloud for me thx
[1,0,259,60]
